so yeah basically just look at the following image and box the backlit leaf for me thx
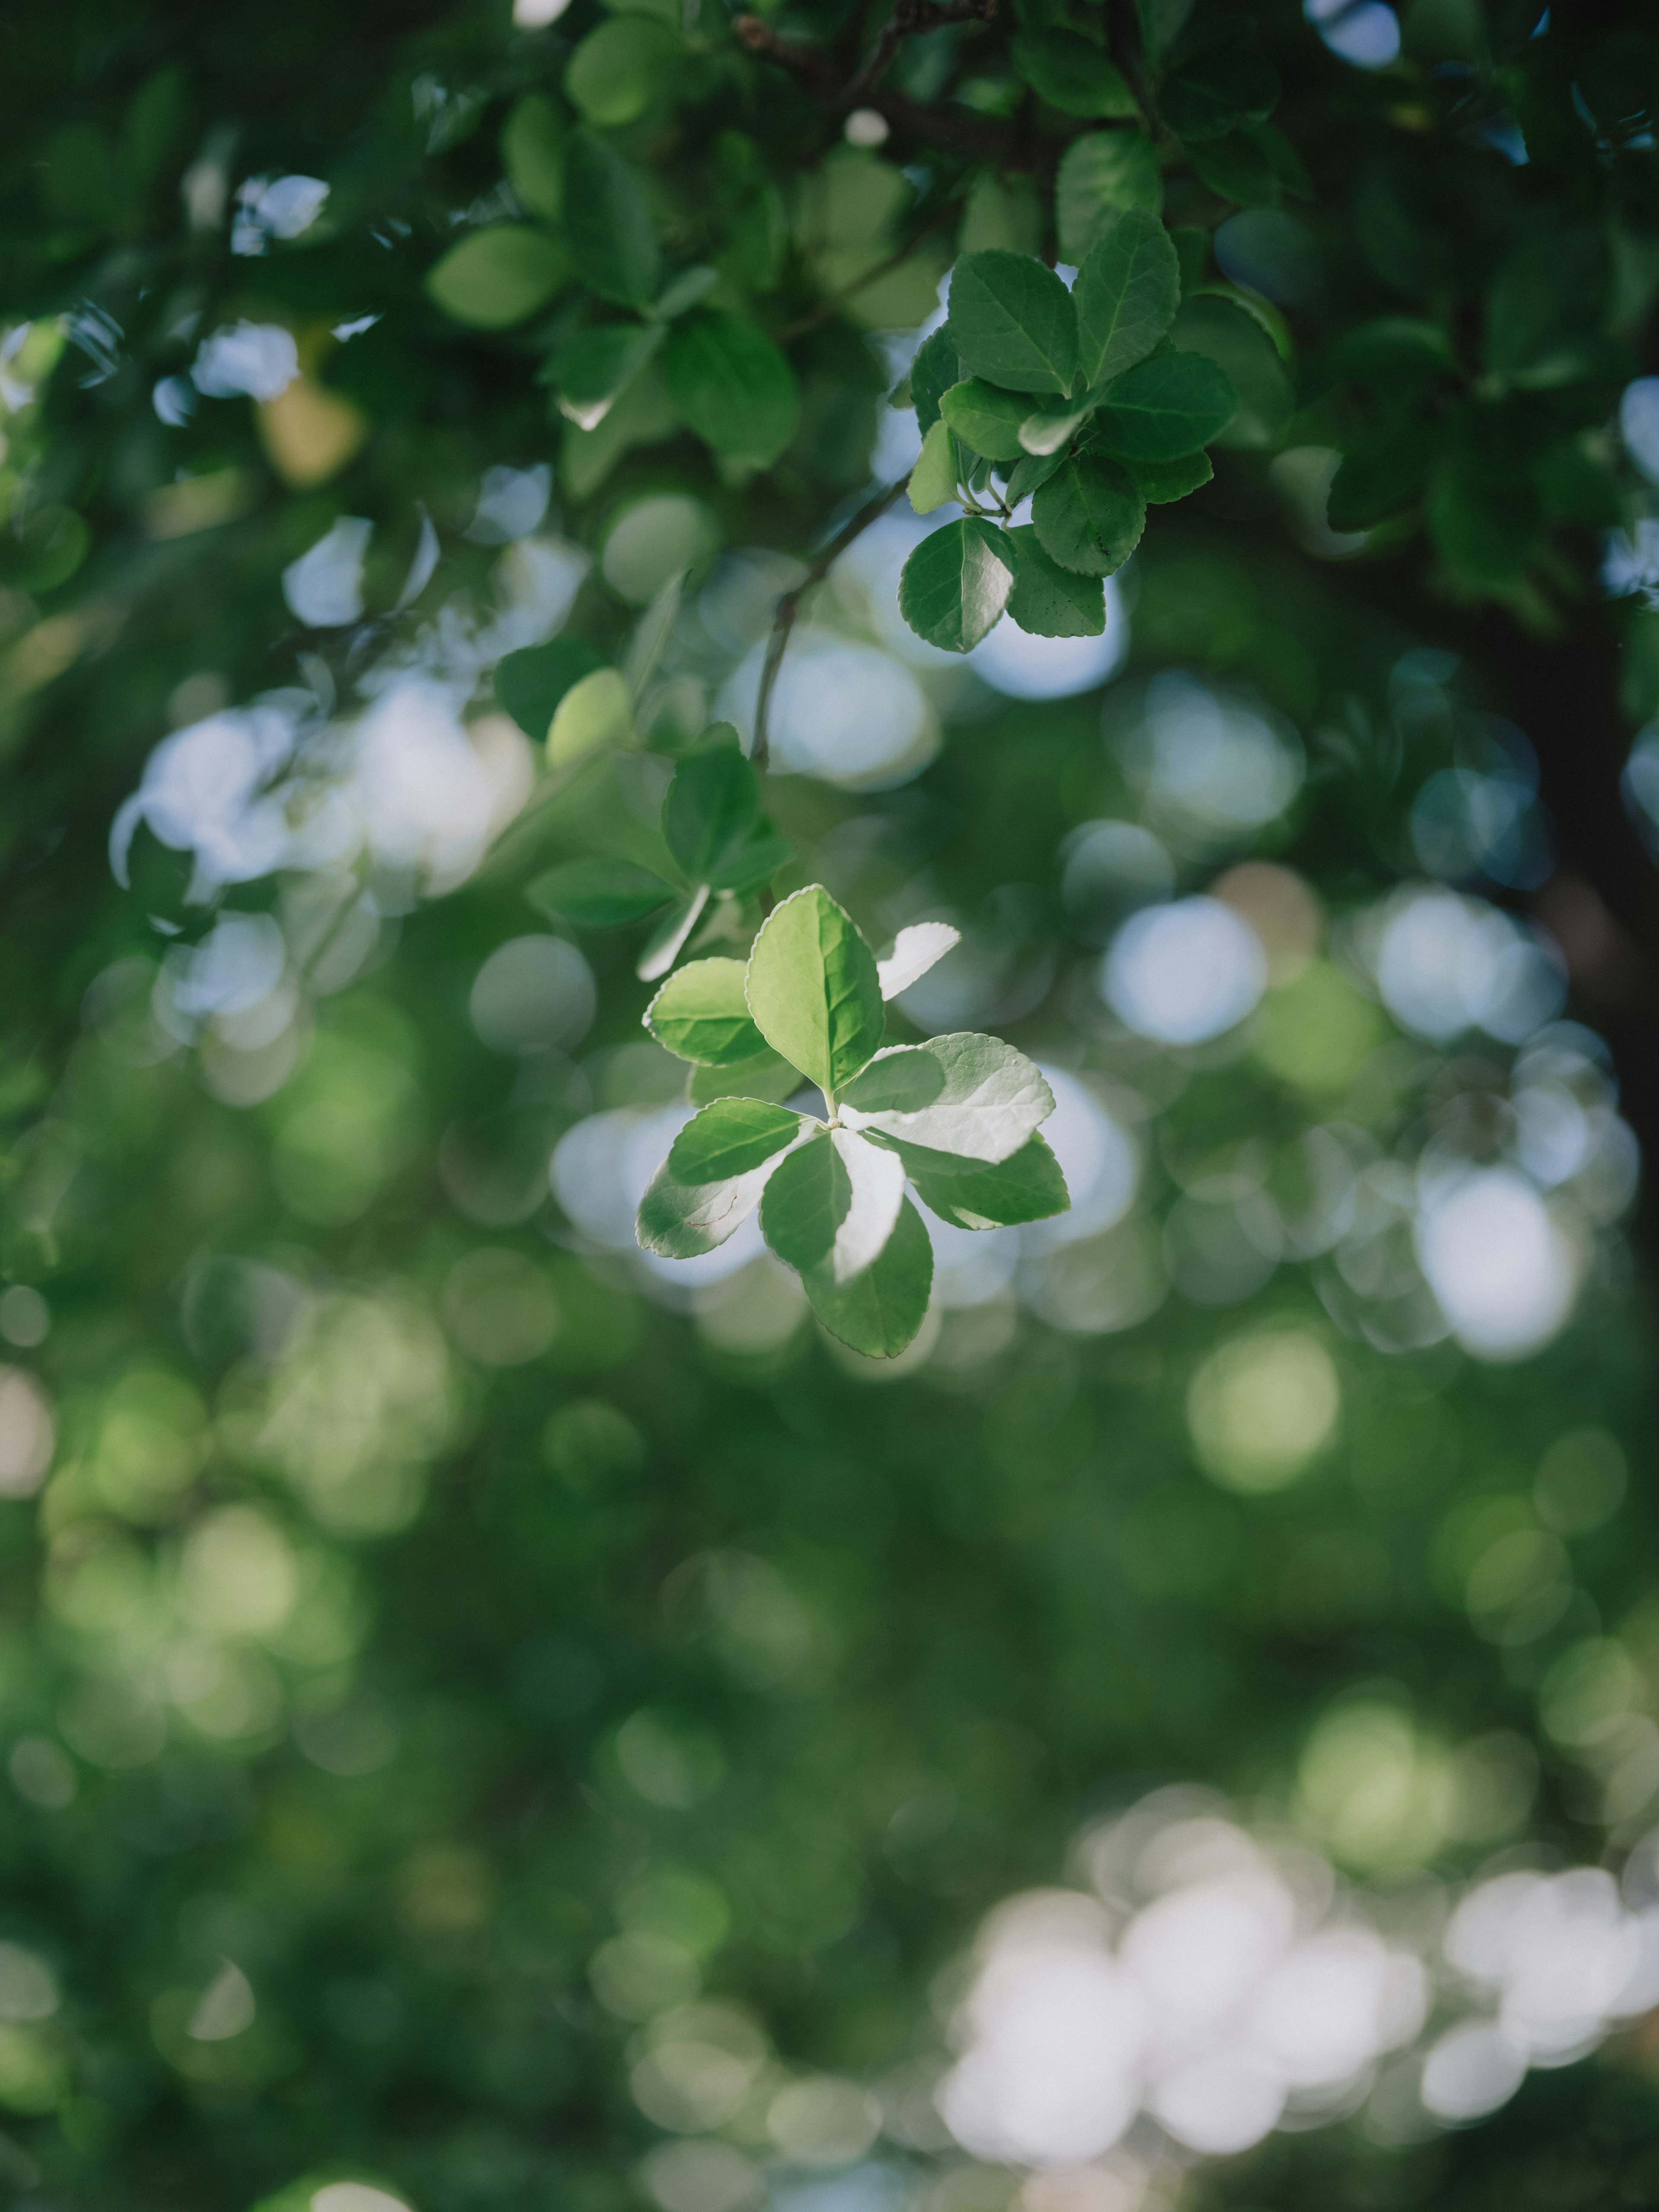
[801,1195,934,1357]
[909,419,959,514]
[909,1131,1070,1229]
[645,958,769,1065]
[636,1099,806,1257]
[745,885,885,1097]
[761,1128,906,1284]
[496,637,606,742]
[877,922,961,999]
[839,1032,1055,1165]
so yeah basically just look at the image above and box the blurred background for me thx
[4,0,1659,2208]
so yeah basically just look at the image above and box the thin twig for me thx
[752,474,912,775]
[734,15,1028,168]
[842,0,997,111]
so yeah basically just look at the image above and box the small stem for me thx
[751,472,912,775]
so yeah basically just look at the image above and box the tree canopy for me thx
[3,0,1659,2206]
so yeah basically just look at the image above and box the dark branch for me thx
[842,0,998,111]
[734,14,1029,167]
[752,475,912,775]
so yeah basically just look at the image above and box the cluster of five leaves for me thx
[636,887,1069,1357]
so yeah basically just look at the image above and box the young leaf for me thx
[909,327,963,436]
[636,1098,806,1258]
[760,1128,906,1285]
[1128,449,1214,503]
[686,1050,802,1107]
[909,1131,1070,1230]
[1031,456,1146,577]
[550,667,632,765]
[946,251,1078,397]
[1018,403,1093,458]
[655,264,719,319]
[802,1195,934,1358]
[877,922,961,1000]
[565,17,680,128]
[426,228,570,329]
[662,742,760,884]
[898,518,1017,653]
[637,884,711,982]
[1007,525,1107,636]
[745,885,885,1097]
[940,378,1032,463]
[1057,134,1163,265]
[664,311,799,465]
[909,419,959,515]
[1075,211,1181,389]
[1092,352,1237,460]
[646,958,769,1065]
[838,1032,1055,1165]
[496,637,606,741]
[1010,29,1138,119]
[528,858,673,928]
[565,132,661,307]
[554,323,664,430]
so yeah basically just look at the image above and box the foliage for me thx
[1,0,1659,2209]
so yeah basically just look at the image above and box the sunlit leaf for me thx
[745,885,885,1097]
[760,1127,906,1284]
[645,958,770,1065]
[909,1131,1070,1229]
[877,922,961,999]
[839,1033,1055,1165]
[801,1195,934,1357]
[636,1099,807,1257]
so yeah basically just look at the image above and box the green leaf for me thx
[1160,48,1280,141]
[554,323,664,430]
[637,885,711,982]
[711,833,794,896]
[1327,435,1432,531]
[1031,457,1146,576]
[1170,296,1290,450]
[909,419,959,514]
[426,227,570,329]
[1092,352,1237,460]
[877,922,961,999]
[528,858,673,928]
[636,1099,806,1259]
[1075,211,1181,389]
[686,1051,802,1107]
[909,328,962,438]
[662,741,760,884]
[655,265,719,319]
[549,667,632,765]
[801,1196,934,1358]
[565,133,661,308]
[663,311,799,465]
[1128,448,1214,503]
[745,885,886,1097]
[501,94,565,222]
[838,1032,1055,1165]
[909,1131,1071,1230]
[1187,127,1284,211]
[1005,449,1068,506]
[1007,524,1108,635]
[946,250,1078,397]
[1057,134,1164,266]
[496,637,606,742]
[760,1128,906,1285]
[1325,317,1455,382]
[940,379,1031,463]
[1011,29,1139,119]
[645,958,769,1065]
[565,18,680,128]
[898,518,1017,652]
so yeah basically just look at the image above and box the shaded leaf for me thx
[909,419,959,514]
[1129,448,1214,502]
[1092,351,1237,460]
[528,858,673,928]
[1007,524,1108,636]
[940,378,1031,462]
[1031,456,1146,576]
[1075,211,1181,388]
[1011,29,1139,118]
[761,1128,906,1284]
[801,1195,934,1357]
[496,637,606,741]
[909,1131,1070,1229]
[554,323,664,430]
[909,327,963,436]
[1170,295,1290,449]
[663,741,759,884]
[565,132,661,307]
[1057,133,1164,265]
[664,312,799,464]
[947,250,1078,397]
[686,1050,802,1107]
[637,884,711,982]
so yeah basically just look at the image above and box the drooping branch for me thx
[733,13,1029,168]
[752,474,913,776]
